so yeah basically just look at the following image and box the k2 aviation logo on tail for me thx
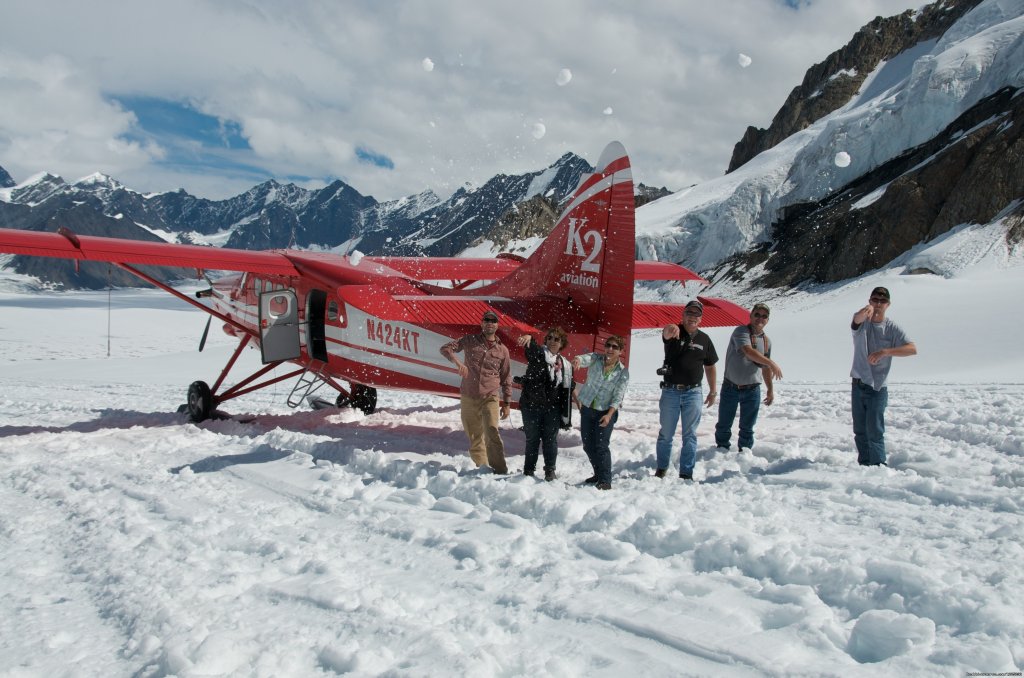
[561,217,602,288]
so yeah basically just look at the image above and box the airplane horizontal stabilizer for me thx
[632,296,751,329]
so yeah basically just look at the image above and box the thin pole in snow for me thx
[107,264,112,357]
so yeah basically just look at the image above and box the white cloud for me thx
[0,52,162,184]
[0,0,920,200]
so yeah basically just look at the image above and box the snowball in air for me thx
[349,250,365,266]
[603,107,613,115]
[556,69,572,86]
[422,58,434,72]
[738,54,752,68]
[532,123,546,139]
[834,151,851,167]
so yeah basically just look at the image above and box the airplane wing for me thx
[632,296,751,329]
[0,227,300,276]
[371,256,704,284]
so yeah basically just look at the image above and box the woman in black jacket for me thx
[515,327,574,481]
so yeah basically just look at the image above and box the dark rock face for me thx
[727,0,985,173]
[0,165,15,188]
[380,152,592,257]
[635,183,672,208]
[480,194,560,254]
[754,86,1024,288]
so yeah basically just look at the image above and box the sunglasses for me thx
[604,343,622,350]
[684,311,702,317]
[482,318,498,323]
[752,312,769,319]
[869,297,889,304]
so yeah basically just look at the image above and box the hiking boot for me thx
[523,469,535,477]
[595,482,611,490]
[654,468,667,478]
[583,475,598,484]
[680,472,693,480]
[544,468,557,482]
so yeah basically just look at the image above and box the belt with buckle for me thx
[661,382,701,391]
[724,379,759,391]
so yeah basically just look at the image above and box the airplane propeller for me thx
[199,315,212,352]
[194,279,216,352]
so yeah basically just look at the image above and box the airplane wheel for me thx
[187,381,213,422]
[337,384,377,415]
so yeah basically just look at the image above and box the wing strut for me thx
[117,263,253,336]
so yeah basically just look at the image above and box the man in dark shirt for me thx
[440,310,512,473]
[655,300,719,480]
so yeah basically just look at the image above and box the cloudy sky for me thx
[0,0,917,202]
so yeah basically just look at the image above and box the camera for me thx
[656,363,672,377]
[513,375,524,385]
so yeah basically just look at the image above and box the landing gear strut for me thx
[337,384,377,414]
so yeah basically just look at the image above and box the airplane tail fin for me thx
[483,141,635,353]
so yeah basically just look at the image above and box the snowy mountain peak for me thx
[73,172,124,191]
[6,172,68,206]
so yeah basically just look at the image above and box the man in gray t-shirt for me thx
[714,303,783,452]
[850,286,917,466]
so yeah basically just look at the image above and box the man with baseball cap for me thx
[655,299,719,480]
[714,302,783,453]
[441,309,512,473]
[849,286,917,466]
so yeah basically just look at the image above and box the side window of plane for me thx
[268,292,291,318]
[327,301,339,322]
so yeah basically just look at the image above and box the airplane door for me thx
[306,289,328,362]
[258,289,301,363]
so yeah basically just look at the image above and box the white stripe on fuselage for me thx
[211,296,526,398]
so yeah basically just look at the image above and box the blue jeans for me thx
[580,406,617,484]
[852,381,888,465]
[656,387,703,474]
[715,382,761,450]
[522,406,560,472]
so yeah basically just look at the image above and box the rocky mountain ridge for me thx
[637,0,1023,295]
[0,153,593,288]
[727,0,986,173]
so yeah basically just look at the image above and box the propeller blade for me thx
[199,316,212,352]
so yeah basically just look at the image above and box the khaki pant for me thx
[460,394,508,473]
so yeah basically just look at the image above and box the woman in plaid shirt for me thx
[572,335,630,490]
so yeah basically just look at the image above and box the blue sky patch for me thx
[355,146,394,169]
[110,95,279,186]
[113,96,250,150]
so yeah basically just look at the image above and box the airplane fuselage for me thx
[209,270,531,402]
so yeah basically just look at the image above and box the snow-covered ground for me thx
[1,258,1023,676]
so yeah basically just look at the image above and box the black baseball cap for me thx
[871,286,891,300]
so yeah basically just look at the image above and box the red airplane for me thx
[0,141,749,421]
